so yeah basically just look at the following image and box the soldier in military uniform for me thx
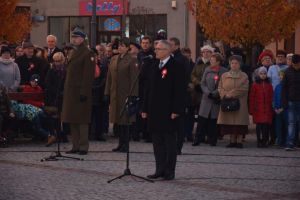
[61,28,95,155]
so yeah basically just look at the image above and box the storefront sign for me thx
[79,0,128,16]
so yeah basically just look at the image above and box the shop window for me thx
[49,17,90,47]
[49,17,70,47]
[129,14,167,43]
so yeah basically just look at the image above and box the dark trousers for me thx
[195,116,218,145]
[176,116,185,153]
[101,102,109,133]
[90,105,102,139]
[115,124,129,149]
[0,114,11,137]
[136,114,151,141]
[256,123,270,146]
[152,131,177,176]
[184,106,195,140]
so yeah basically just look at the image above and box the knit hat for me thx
[201,45,214,53]
[30,74,40,83]
[258,51,274,62]
[292,54,300,64]
[258,66,267,74]
[0,46,11,55]
[71,28,86,38]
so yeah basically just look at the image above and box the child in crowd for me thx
[249,67,274,147]
[273,70,287,146]
[0,84,15,147]
[10,100,49,141]
[18,74,44,108]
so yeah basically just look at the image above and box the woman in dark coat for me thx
[104,37,139,152]
[44,52,67,146]
[249,66,274,147]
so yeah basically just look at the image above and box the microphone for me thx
[142,55,154,60]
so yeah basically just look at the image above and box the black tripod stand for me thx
[107,66,153,183]
[41,120,83,162]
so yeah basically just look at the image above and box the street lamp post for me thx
[122,0,126,37]
[91,0,97,48]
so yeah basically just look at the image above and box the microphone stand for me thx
[108,59,153,183]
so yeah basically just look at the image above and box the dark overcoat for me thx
[143,57,185,132]
[104,53,139,125]
[61,43,95,123]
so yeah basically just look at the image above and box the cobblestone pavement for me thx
[0,133,300,200]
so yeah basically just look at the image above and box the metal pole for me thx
[122,0,126,37]
[91,0,97,48]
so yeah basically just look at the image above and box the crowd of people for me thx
[0,29,300,157]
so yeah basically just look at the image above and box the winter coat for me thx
[142,57,185,132]
[274,82,283,110]
[199,66,227,119]
[190,59,210,105]
[20,85,44,108]
[44,65,66,111]
[281,66,300,108]
[217,70,249,125]
[249,78,274,124]
[61,43,95,124]
[0,92,11,116]
[10,100,42,122]
[137,49,155,103]
[0,58,21,91]
[15,55,47,86]
[104,53,139,125]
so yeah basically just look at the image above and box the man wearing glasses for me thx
[141,40,185,180]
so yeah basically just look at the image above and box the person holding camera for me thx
[194,53,227,146]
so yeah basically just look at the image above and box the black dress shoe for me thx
[112,146,121,152]
[226,143,237,148]
[118,146,128,153]
[65,149,79,154]
[97,136,107,141]
[164,174,175,180]
[78,151,88,155]
[192,141,200,146]
[147,173,163,179]
[235,143,243,148]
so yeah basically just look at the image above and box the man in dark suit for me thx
[45,34,63,63]
[169,37,191,155]
[137,36,156,142]
[141,40,185,180]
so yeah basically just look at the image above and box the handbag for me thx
[221,97,240,112]
[126,96,140,116]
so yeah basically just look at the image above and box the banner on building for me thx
[79,0,128,16]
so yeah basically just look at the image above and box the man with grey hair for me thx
[141,40,185,180]
[46,34,63,63]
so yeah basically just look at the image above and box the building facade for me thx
[19,0,195,53]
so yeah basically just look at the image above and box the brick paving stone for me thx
[0,133,300,200]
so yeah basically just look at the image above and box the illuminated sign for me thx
[79,0,128,16]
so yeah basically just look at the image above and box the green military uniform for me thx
[61,40,95,153]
